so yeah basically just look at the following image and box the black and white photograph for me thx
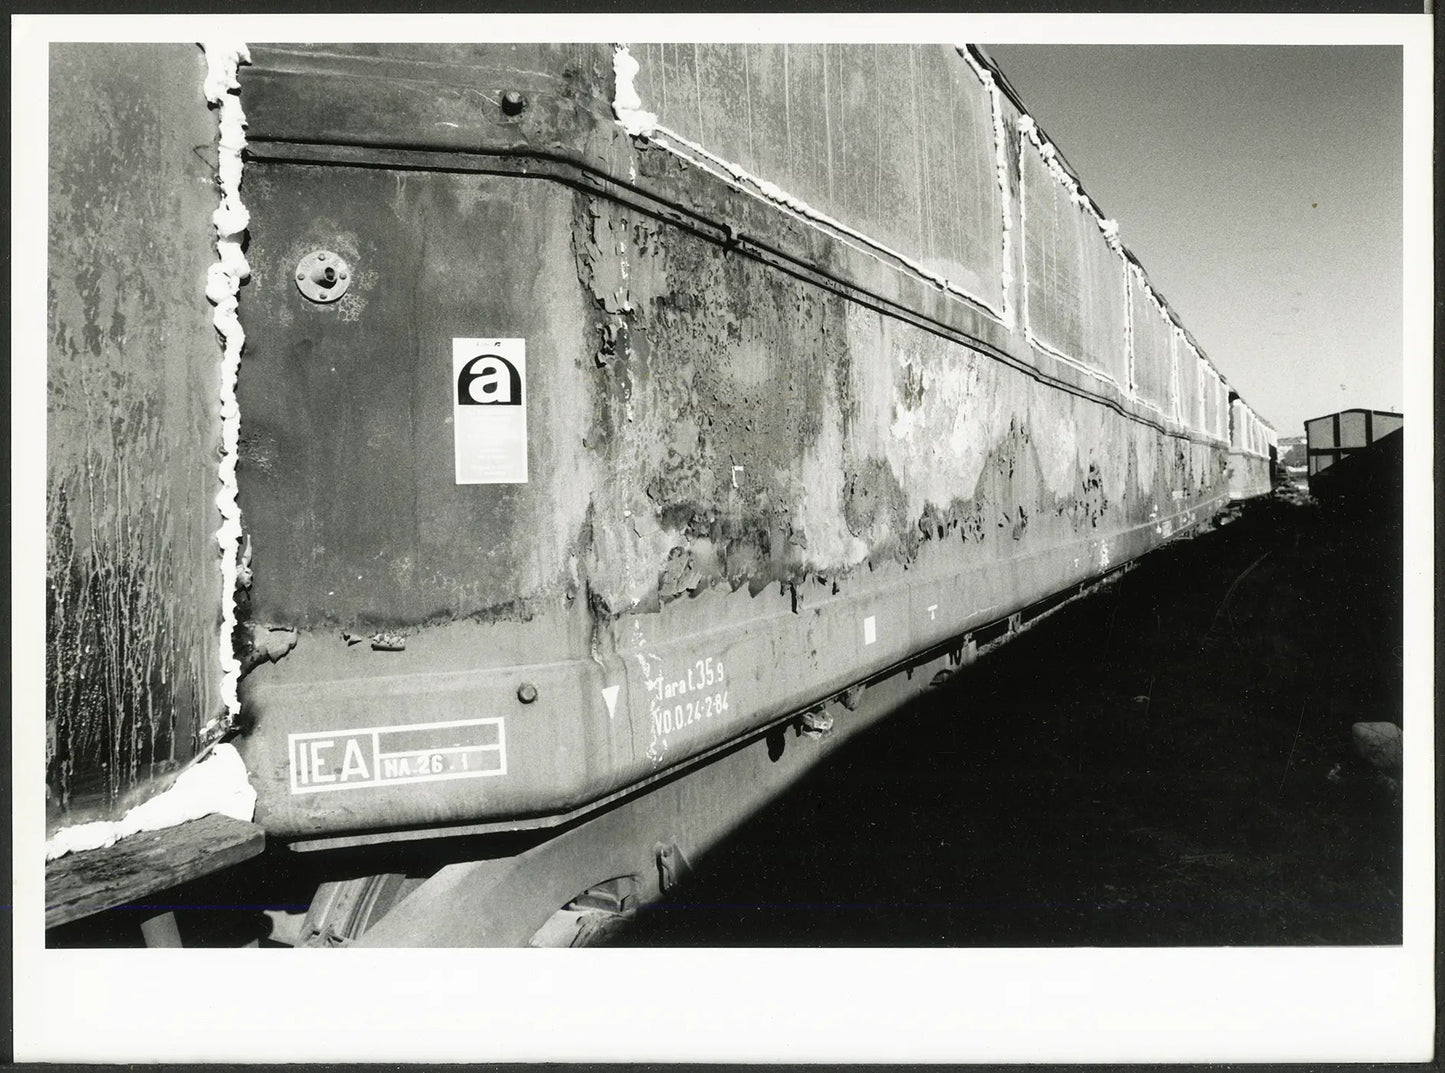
[12,10,1433,1065]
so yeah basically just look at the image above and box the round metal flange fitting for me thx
[295,250,352,303]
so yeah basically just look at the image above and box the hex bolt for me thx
[501,90,526,115]
[517,682,539,704]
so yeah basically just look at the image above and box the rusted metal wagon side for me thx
[46,43,1258,946]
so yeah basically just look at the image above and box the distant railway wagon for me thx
[45,42,1272,945]
[1304,407,1403,496]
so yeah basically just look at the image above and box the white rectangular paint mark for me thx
[453,337,527,484]
[288,717,506,794]
[863,615,877,646]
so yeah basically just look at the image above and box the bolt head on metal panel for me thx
[516,682,538,704]
[295,250,352,303]
[501,90,526,115]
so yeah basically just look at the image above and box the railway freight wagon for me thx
[1304,407,1403,495]
[45,41,1262,946]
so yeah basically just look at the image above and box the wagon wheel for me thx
[294,873,425,946]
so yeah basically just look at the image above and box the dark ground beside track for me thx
[607,488,1405,946]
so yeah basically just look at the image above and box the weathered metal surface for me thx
[223,43,1241,843]
[629,43,1006,315]
[46,45,223,829]
[1020,134,1129,384]
[1128,270,1174,411]
[234,165,594,627]
[1202,362,1224,439]
[238,42,616,158]
[1177,332,1206,432]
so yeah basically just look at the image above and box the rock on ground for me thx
[1352,722,1403,774]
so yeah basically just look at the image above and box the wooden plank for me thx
[45,814,266,930]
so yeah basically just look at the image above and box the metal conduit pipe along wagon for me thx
[44,41,1277,947]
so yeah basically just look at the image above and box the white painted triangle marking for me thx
[601,684,620,719]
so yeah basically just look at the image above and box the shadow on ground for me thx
[608,493,1404,947]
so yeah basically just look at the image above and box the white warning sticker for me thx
[288,717,506,794]
[454,337,527,484]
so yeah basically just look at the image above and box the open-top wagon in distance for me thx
[44,41,1277,946]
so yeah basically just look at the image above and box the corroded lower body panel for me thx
[234,162,1230,841]
[242,493,1225,841]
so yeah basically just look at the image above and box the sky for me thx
[985,45,1404,438]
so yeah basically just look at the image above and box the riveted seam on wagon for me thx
[202,41,252,737]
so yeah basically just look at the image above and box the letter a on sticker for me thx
[454,338,527,484]
[601,685,620,720]
[457,355,522,406]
